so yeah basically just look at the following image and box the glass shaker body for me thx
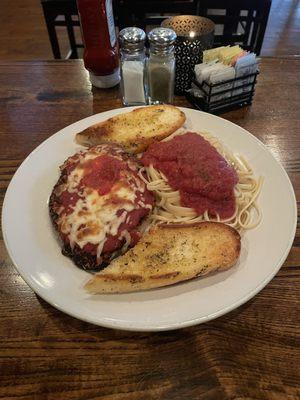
[120,50,147,106]
[147,27,176,104]
[147,52,175,104]
[119,27,147,106]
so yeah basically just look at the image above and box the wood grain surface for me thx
[0,58,299,400]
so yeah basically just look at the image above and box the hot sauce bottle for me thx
[77,0,120,88]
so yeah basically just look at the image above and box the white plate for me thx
[2,107,297,331]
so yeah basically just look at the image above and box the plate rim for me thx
[2,106,297,331]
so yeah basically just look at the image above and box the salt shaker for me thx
[147,27,176,104]
[119,27,147,106]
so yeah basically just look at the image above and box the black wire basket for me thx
[185,70,259,114]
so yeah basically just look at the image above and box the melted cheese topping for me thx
[67,166,84,193]
[59,185,136,260]
[115,186,136,202]
[55,146,152,263]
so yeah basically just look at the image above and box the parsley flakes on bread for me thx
[85,222,241,294]
[75,105,186,154]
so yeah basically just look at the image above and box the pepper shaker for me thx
[119,27,147,106]
[147,27,177,104]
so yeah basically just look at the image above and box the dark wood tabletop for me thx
[0,58,299,400]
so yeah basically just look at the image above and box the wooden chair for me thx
[197,0,272,55]
[41,0,82,59]
[117,0,198,31]
[118,0,271,54]
[42,0,271,58]
[41,0,123,59]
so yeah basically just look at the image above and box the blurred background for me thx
[0,0,299,60]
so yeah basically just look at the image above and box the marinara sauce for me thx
[59,150,153,256]
[142,132,238,219]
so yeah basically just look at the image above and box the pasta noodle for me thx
[138,131,263,232]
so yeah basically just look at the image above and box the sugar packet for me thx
[233,53,259,96]
[209,65,235,101]
[202,46,227,63]
[194,62,235,101]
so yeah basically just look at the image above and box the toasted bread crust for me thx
[76,105,186,154]
[85,222,241,293]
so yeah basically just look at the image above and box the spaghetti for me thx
[138,131,263,231]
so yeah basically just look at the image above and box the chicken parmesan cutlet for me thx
[49,144,154,270]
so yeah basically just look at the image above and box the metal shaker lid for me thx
[119,27,146,52]
[148,27,177,53]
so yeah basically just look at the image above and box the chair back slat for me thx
[41,0,271,58]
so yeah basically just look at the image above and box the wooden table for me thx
[0,58,299,400]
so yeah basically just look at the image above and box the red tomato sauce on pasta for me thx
[141,132,238,219]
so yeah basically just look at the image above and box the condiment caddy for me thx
[76,0,260,115]
[186,71,259,114]
[186,45,260,114]
[119,27,176,106]
[118,32,260,113]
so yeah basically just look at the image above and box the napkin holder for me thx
[186,70,259,114]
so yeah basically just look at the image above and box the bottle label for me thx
[106,0,116,48]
